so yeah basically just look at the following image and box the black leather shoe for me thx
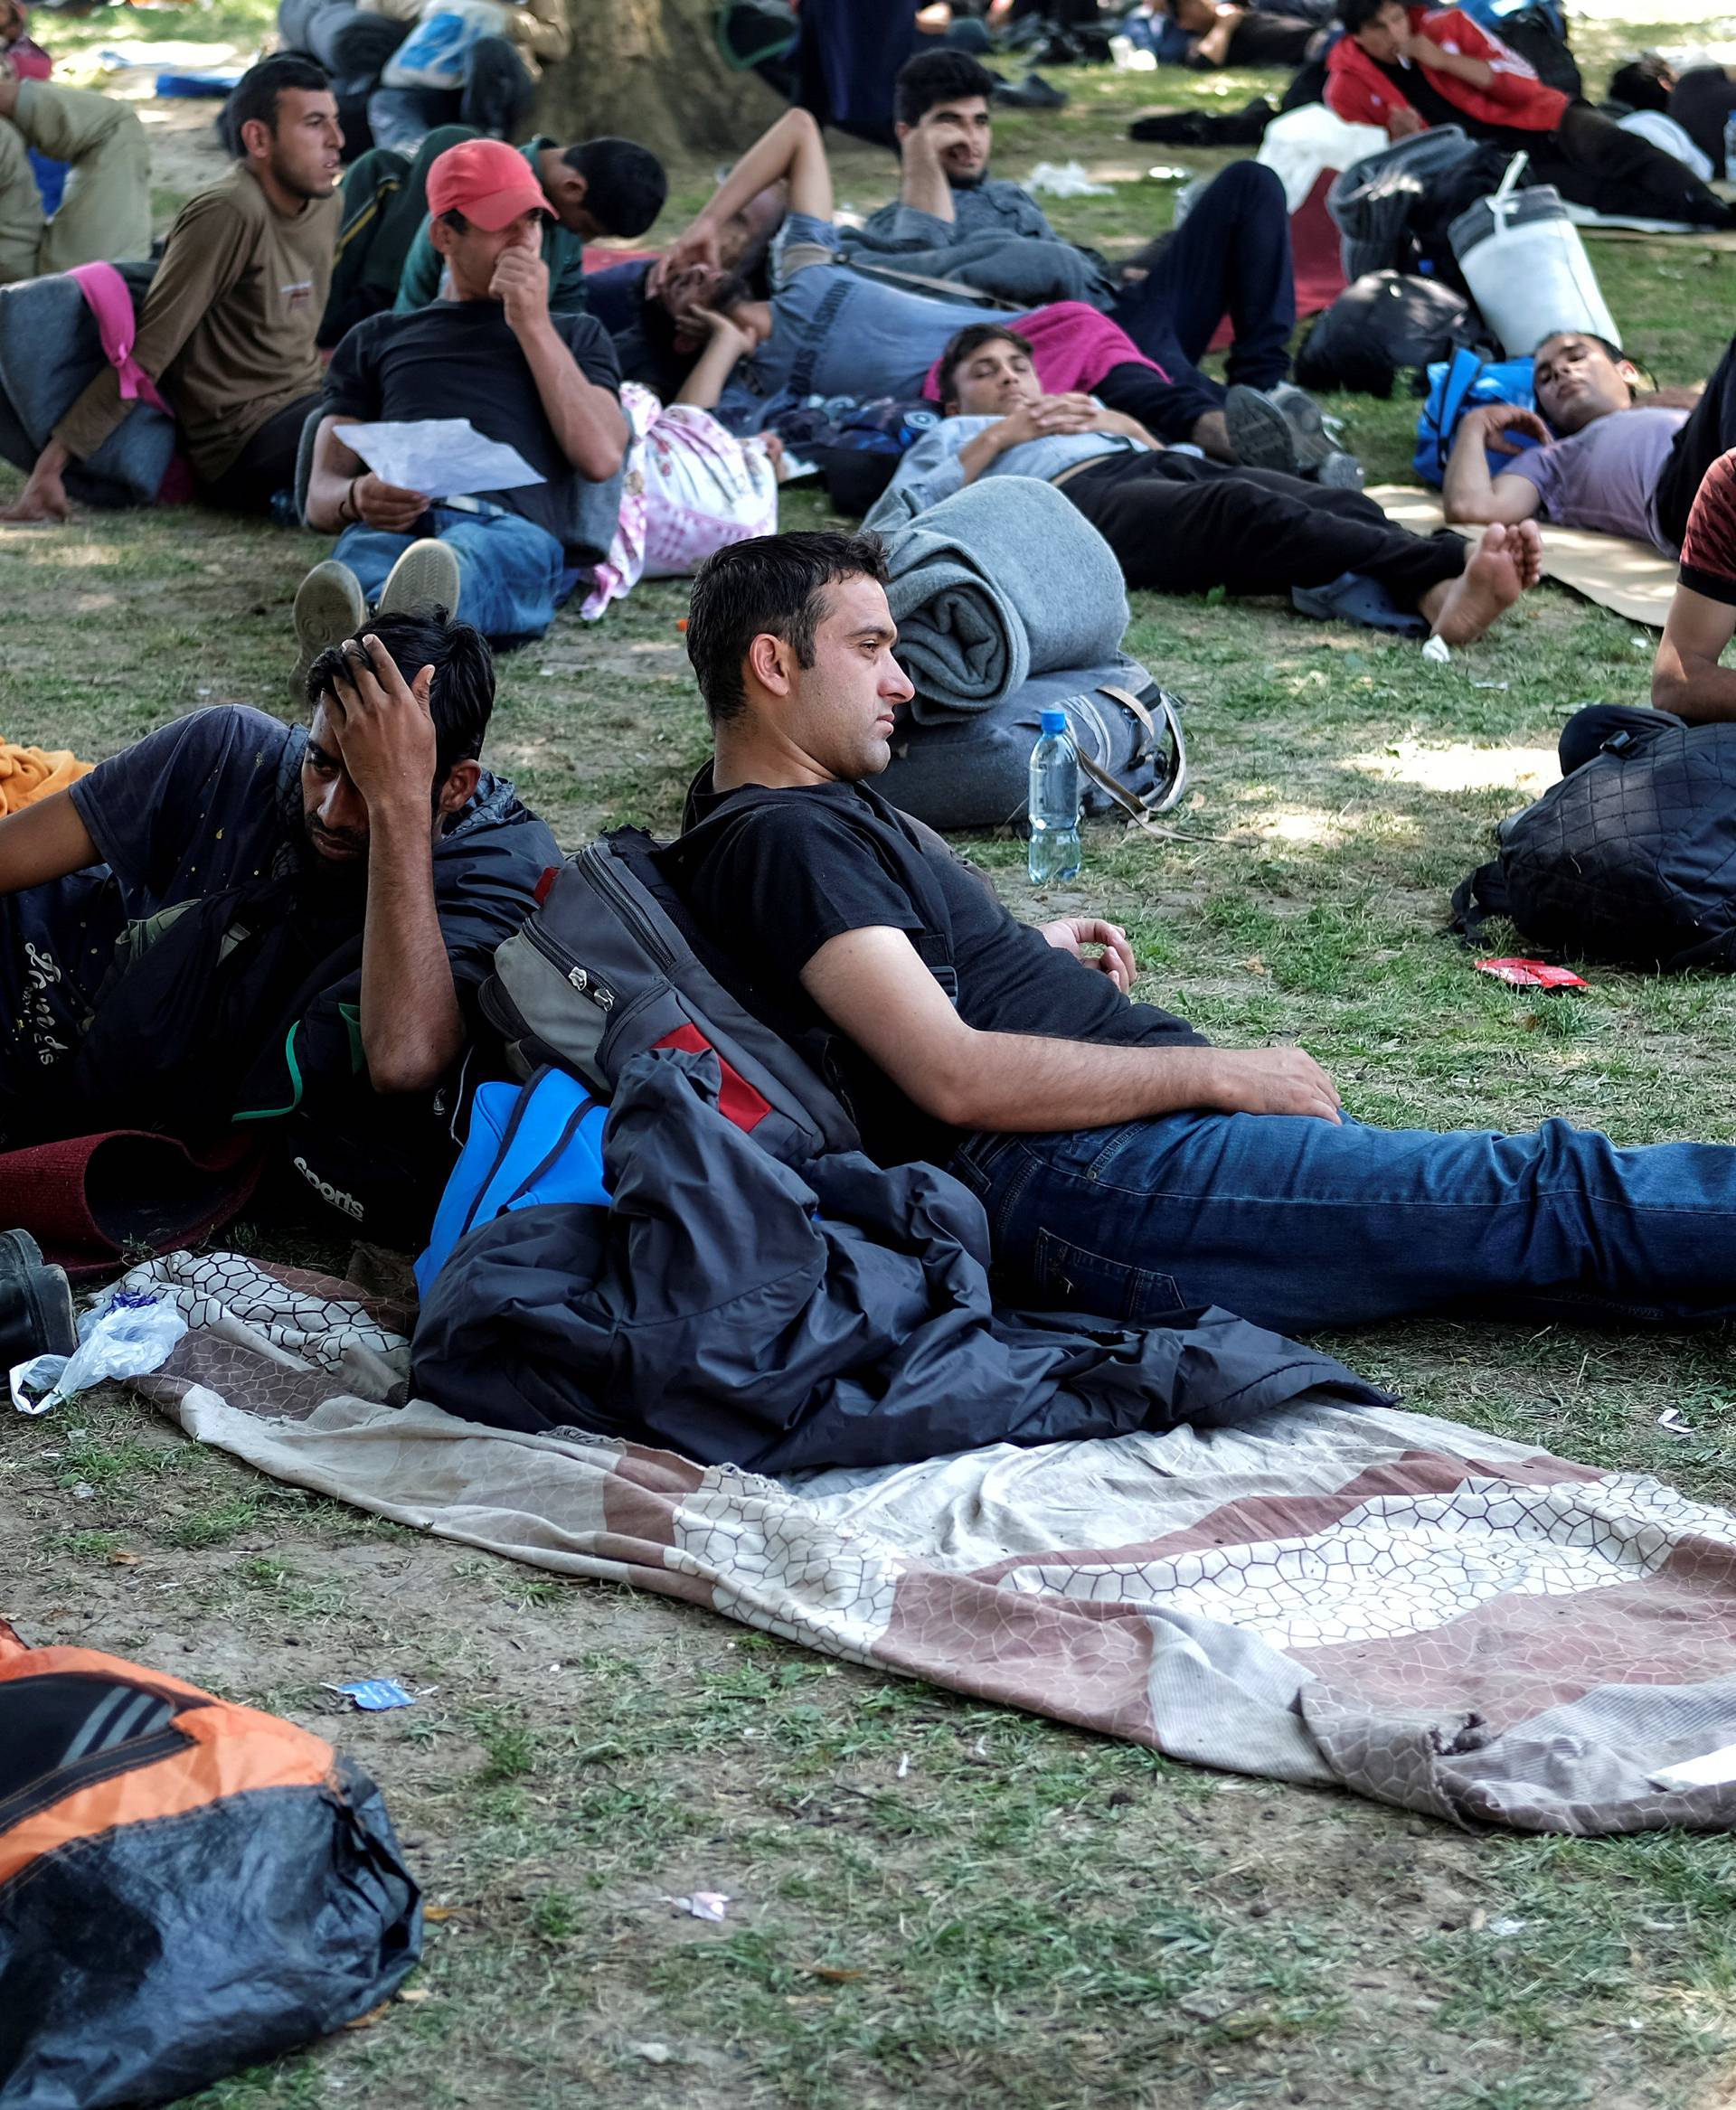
[0,1230,78,1367]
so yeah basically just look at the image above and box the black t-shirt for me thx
[323,302,622,554]
[0,706,559,1132]
[673,778,1205,1167]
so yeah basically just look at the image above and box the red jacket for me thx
[1326,5,1570,136]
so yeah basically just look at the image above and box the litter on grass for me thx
[1475,958,1590,990]
[667,1892,730,1921]
[1024,160,1111,197]
[328,1679,416,1711]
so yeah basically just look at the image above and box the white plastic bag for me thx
[9,1290,188,1417]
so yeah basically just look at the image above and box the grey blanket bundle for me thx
[878,475,1129,719]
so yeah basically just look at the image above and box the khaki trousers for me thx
[0,78,152,285]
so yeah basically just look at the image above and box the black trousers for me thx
[1522,101,1731,230]
[1060,451,1467,607]
[198,393,324,514]
[1654,332,1736,550]
[1670,67,1736,178]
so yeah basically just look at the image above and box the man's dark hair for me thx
[1534,328,1628,364]
[892,48,999,128]
[563,138,668,240]
[1337,0,1394,37]
[306,611,496,780]
[937,321,1034,408]
[230,53,331,140]
[686,532,889,725]
[1609,52,1675,111]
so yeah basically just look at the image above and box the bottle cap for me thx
[1039,709,1068,734]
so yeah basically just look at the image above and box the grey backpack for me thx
[878,658,1189,833]
[481,829,862,1162]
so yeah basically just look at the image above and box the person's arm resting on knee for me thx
[1441,404,1549,526]
[802,927,1343,1128]
[320,636,467,1092]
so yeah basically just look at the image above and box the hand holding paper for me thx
[337,419,546,501]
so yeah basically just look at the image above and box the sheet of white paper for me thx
[1650,1741,1736,1791]
[336,419,545,500]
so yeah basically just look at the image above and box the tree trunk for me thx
[538,0,785,165]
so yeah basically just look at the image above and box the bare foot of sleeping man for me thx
[1420,520,1545,646]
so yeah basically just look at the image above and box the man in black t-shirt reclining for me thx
[671,529,1736,1338]
[296,135,627,665]
[0,611,558,1240]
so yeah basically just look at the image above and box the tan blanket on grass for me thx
[1369,484,1677,627]
[111,1249,1736,1840]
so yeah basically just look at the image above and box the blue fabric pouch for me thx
[415,1066,609,1298]
[1413,347,1539,487]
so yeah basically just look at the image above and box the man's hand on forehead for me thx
[325,635,439,811]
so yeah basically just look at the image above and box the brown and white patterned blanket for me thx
[121,1250,1736,1837]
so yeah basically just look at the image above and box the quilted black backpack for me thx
[1452,705,1736,970]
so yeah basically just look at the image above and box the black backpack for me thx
[1295,270,1493,399]
[1452,705,1736,971]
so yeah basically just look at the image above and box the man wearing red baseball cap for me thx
[294,134,627,664]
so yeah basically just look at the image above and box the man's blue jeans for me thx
[950,1112,1736,1336]
[335,505,564,645]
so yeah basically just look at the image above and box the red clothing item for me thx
[1325,5,1569,136]
[1678,447,1736,608]
[921,299,1165,403]
[4,33,52,80]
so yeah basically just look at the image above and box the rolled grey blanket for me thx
[880,476,1128,719]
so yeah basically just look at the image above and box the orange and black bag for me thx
[0,1625,421,2108]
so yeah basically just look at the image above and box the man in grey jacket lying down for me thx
[872,320,1541,645]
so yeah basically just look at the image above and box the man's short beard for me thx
[949,166,986,190]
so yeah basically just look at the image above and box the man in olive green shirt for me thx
[2,54,343,523]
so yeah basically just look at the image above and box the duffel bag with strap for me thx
[1451,704,1736,971]
[0,1625,420,2108]
[877,656,1188,834]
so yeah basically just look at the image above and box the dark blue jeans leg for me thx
[952,1111,1736,1336]
[1109,161,1297,396]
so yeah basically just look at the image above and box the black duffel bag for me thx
[1453,704,1736,970]
[1296,270,1494,398]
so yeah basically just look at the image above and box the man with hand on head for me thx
[2,54,343,523]
[297,134,627,664]
[849,48,1337,476]
[0,612,558,1239]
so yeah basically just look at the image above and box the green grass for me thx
[7,22,1736,2110]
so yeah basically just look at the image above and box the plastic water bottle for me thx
[1028,708,1082,885]
[1723,113,1736,181]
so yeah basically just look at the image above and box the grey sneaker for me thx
[1313,449,1366,490]
[1225,381,1337,476]
[292,559,365,699]
[377,537,461,622]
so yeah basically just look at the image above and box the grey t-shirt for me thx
[873,414,1145,519]
[1497,406,1689,552]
